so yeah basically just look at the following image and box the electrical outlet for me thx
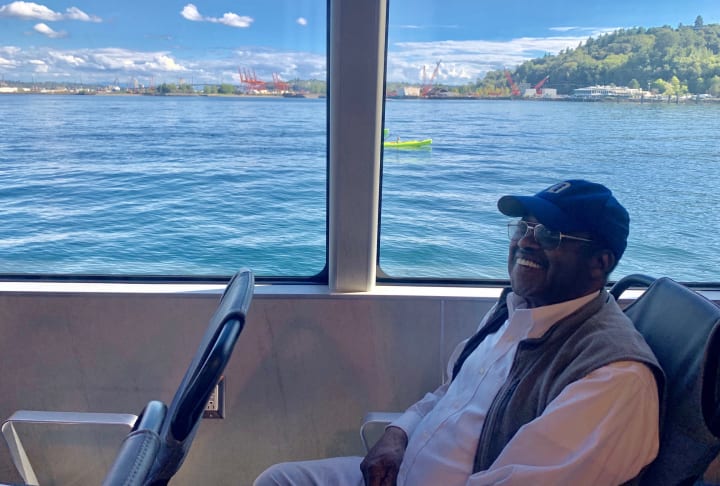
[203,376,225,419]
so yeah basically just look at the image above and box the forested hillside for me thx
[478,17,720,96]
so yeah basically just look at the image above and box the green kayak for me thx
[384,138,432,149]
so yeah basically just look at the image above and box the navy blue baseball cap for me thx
[497,179,630,260]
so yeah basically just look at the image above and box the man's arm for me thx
[467,361,659,486]
[360,380,451,486]
[359,304,494,486]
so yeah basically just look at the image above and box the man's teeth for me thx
[517,258,541,269]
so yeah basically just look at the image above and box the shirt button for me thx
[478,368,486,374]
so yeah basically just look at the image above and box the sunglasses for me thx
[507,220,593,250]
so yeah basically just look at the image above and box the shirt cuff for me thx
[389,411,424,437]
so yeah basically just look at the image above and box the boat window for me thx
[0,0,327,279]
[378,0,720,283]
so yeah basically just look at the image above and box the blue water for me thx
[0,95,718,281]
[382,99,720,281]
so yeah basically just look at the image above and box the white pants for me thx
[254,456,365,486]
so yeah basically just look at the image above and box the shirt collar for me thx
[506,290,601,339]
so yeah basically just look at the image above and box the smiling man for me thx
[255,180,664,486]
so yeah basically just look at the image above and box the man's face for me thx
[507,215,598,308]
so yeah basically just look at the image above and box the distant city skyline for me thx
[1,0,719,86]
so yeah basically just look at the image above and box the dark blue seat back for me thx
[102,400,166,486]
[610,275,720,486]
[146,268,254,485]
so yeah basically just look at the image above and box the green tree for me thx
[708,75,720,96]
[157,83,176,94]
[483,22,720,95]
[218,83,236,94]
[652,78,671,93]
[695,15,704,29]
[670,75,688,95]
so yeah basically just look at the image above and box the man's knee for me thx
[253,462,293,486]
[253,462,297,486]
[253,457,364,486]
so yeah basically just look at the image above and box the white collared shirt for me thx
[391,291,659,486]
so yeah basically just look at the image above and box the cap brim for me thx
[497,195,581,232]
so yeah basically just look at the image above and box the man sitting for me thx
[255,179,663,486]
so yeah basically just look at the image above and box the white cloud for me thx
[81,48,188,73]
[0,27,613,86]
[180,3,202,21]
[297,17,307,27]
[28,58,48,72]
[0,45,191,83]
[550,26,619,35]
[215,12,252,28]
[64,6,100,22]
[180,3,253,28]
[0,1,100,22]
[0,45,22,55]
[0,1,60,21]
[152,54,184,71]
[48,51,84,65]
[34,22,66,38]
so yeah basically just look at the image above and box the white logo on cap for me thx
[545,182,571,194]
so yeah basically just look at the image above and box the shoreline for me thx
[0,90,325,99]
[1,91,718,103]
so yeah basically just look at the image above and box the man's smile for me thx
[514,255,545,270]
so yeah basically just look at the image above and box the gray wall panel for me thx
[0,290,492,485]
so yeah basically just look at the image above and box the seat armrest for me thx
[360,412,403,452]
[2,411,137,485]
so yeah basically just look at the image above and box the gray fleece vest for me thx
[451,289,665,476]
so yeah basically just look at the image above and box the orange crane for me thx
[421,60,442,97]
[238,67,266,92]
[533,75,550,95]
[504,70,520,97]
[272,73,290,93]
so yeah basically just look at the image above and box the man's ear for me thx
[590,248,616,279]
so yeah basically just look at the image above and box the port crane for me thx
[504,70,521,97]
[272,73,291,93]
[421,60,442,97]
[238,67,267,92]
[533,75,550,95]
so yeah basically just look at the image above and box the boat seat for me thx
[2,268,254,486]
[609,275,720,485]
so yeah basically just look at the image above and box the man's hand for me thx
[360,426,408,486]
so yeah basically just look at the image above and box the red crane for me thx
[504,70,520,97]
[421,60,442,97]
[533,75,550,95]
[238,67,266,92]
[272,73,291,93]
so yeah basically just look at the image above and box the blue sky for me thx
[1,0,719,86]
